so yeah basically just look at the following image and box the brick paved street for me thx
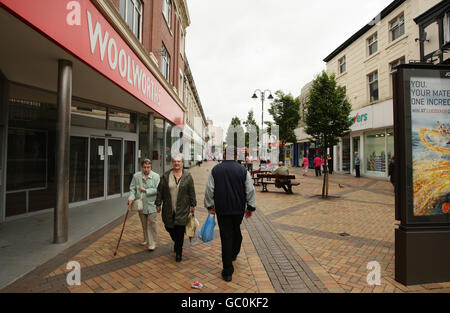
[2,161,450,293]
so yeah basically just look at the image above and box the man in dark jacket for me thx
[204,158,256,282]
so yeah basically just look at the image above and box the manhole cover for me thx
[339,232,351,237]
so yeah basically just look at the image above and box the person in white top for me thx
[197,154,202,167]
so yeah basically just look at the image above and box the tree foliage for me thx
[268,90,301,145]
[304,71,352,151]
[304,71,352,198]
[225,116,245,159]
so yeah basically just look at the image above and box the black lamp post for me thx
[252,89,273,160]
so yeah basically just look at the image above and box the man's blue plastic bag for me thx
[200,214,216,243]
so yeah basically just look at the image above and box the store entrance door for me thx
[89,137,124,200]
[342,137,351,173]
[352,136,360,173]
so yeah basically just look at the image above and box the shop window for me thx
[119,0,143,42]
[365,130,386,174]
[69,137,88,203]
[152,118,164,175]
[389,13,405,42]
[6,93,57,217]
[387,128,394,165]
[108,109,137,132]
[165,122,174,170]
[138,114,149,164]
[71,101,107,129]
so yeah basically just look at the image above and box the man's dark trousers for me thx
[216,213,244,276]
[355,165,360,177]
[315,166,321,176]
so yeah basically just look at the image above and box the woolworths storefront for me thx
[0,0,185,240]
[334,100,394,178]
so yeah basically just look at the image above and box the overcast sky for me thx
[185,0,393,131]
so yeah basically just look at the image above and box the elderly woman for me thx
[128,159,160,251]
[155,154,197,262]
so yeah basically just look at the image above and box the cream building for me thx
[182,59,207,166]
[323,0,443,178]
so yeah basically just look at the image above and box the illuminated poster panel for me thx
[410,76,450,217]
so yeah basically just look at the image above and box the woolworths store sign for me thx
[349,106,373,131]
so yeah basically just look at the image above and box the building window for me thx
[161,44,170,81]
[390,56,405,73]
[180,30,185,58]
[179,71,183,99]
[162,0,172,29]
[389,14,405,41]
[444,12,450,44]
[368,71,379,102]
[119,0,143,42]
[338,56,346,74]
[367,33,378,55]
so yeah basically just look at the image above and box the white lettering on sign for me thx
[86,9,161,106]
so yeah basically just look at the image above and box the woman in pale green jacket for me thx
[128,159,160,251]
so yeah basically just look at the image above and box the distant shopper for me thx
[204,156,256,282]
[388,155,396,186]
[327,154,333,174]
[314,156,322,177]
[272,161,293,194]
[197,154,202,167]
[155,154,197,262]
[128,159,160,251]
[302,155,309,176]
[354,152,361,178]
[245,155,253,172]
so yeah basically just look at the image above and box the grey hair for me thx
[172,154,184,162]
[141,159,152,166]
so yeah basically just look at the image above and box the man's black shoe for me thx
[222,273,232,282]
[176,254,182,262]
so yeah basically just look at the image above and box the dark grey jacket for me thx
[155,169,197,228]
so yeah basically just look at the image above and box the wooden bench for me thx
[257,174,300,193]
[251,170,271,186]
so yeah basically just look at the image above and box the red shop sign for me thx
[0,0,184,125]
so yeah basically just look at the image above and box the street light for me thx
[252,89,273,160]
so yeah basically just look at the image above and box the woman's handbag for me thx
[200,214,216,243]
[131,177,144,212]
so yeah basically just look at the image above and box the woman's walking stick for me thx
[114,204,131,256]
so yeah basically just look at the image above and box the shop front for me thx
[0,0,184,231]
[334,100,394,178]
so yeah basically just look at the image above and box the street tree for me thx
[268,91,301,161]
[304,71,352,198]
[244,110,259,158]
[225,116,245,160]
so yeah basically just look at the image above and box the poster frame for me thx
[394,64,450,226]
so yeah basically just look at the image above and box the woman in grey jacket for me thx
[155,154,196,262]
[128,159,160,251]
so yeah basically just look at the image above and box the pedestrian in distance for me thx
[197,154,202,167]
[155,154,197,262]
[388,155,396,187]
[128,159,160,251]
[204,154,256,282]
[327,154,333,174]
[272,161,293,194]
[354,152,361,178]
[314,155,322,177]
[302,155,309,176]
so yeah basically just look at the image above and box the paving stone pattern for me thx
[2,162,450,293]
